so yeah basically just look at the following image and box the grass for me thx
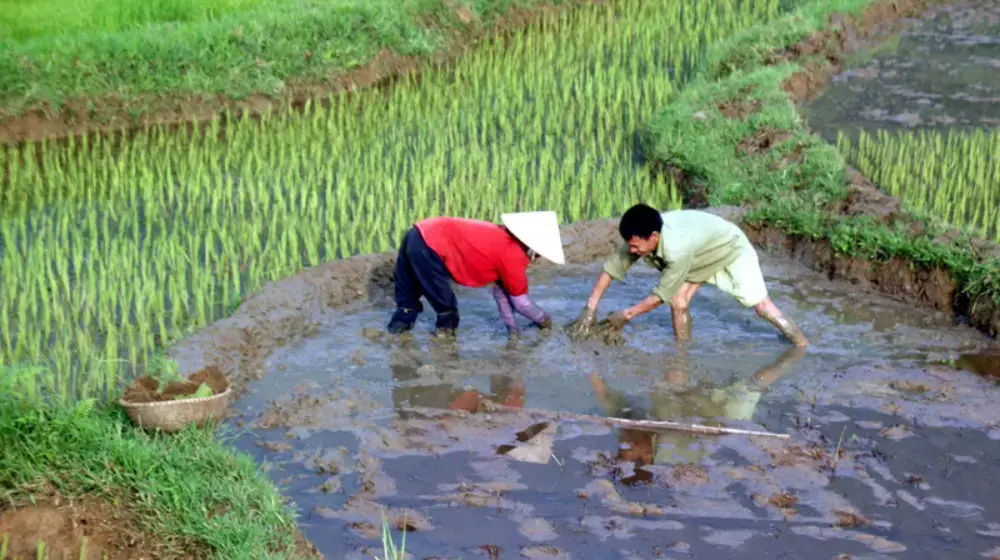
[0,0,787,403]
[0,388,302,558]
[0,0,572,116]
[838,128,1000,243]
[0,0,278,42]
[641,0,1000,308]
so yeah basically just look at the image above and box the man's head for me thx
[618,203,663,257]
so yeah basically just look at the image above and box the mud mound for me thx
[0,496,157,560]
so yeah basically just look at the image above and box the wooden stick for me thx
[401,403,791,440]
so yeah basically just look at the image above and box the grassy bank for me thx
[0,0,578,142]
[641,0,1000,334]
[0,390,307,559]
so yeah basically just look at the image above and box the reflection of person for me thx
[389,339,527,414]
[386,211,566,339]
[569,204,809,347]
[590,346,806,483]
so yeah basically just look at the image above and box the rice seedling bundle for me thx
[838,128,1000,242]
[0,0,782,402]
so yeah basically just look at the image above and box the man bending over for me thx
[569,204,809,347]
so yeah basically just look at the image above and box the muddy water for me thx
[224,253,1000,559]
[804,0,1000,142]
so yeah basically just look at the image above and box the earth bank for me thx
[0,0,601,146]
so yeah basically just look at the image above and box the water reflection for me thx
[388,336,534,415]
[590,345,807,485]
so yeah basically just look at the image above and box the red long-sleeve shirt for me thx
[415,217,530,296]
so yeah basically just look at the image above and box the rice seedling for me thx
[838,128,1000,242]
[0,0,782,402]
[377,509,407,560]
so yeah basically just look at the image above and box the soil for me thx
[225,260,1000,557]
[0,496,161,560]
[737,128,792,155]
[0,494,322,560]
[121,366,229,403]
[772,0,937,105]
[0,0,602,146]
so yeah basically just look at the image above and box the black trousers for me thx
[391,226,459,329]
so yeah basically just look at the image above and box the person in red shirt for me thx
[387,211,566,337]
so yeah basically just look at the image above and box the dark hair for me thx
[618,203,663,240]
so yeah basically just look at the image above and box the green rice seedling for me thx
[377,508,407,560]
[1,0,784,402]
[838,128,1000,242]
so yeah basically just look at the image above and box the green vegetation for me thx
[1,0,785,402]
[0,0,566,115]
[642,0,1000,309]
[838,128,1000,243]
[0,391,301,558]
[0,0,275,41]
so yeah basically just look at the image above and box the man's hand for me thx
[537,315,552,330]
[567,306,598,337]
[606,310,628,330]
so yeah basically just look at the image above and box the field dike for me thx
[641,0,1000,340]
[0,0,599,146]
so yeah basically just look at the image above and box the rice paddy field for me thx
[4,0,1000,556]
[837,128,1000,242]
[0,0,784,403]
[804,0,1000,242]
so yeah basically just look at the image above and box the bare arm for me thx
[622,294,663,321]
[586,271,614,310]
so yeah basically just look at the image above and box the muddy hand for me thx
[605,311,627,331]
[567,306,598,338]
[537,315,553,330]
[506,328,520,350]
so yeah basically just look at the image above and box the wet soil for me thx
[0,0,602,146]
[0,496,156,560]
[121,365,229,403]
[217,251,1000,558]
[803,0,1000,142]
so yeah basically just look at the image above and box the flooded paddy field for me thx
[804,0,1000,143]
[221,251,1000,559]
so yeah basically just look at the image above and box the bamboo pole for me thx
[400,403,792,440]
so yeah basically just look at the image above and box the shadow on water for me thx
[803,0,1000,143]
[219,251,1000,558]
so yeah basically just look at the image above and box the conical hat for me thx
[500,211,566,265]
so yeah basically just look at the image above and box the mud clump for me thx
[718,99,763,120]
[737,128,792,156]
[834,509,872,528]
[121,366,229,403]
[954,351,1000,381]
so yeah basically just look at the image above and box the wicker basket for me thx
[120,386,232,433]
